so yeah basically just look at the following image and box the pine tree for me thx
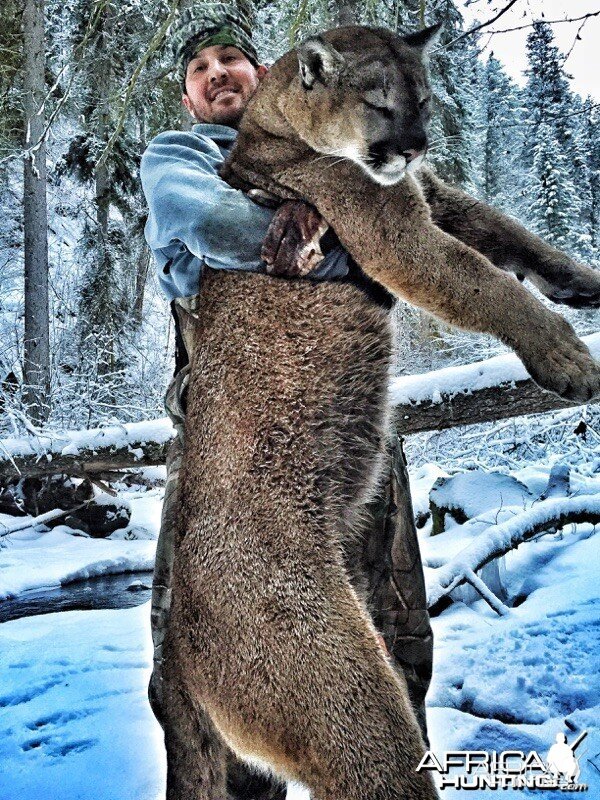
[570,96,598,259]
[522,21,583,255]
[480,55,524,213]
[583,99,600,254]
[0,0,23,158]
[424,1,481,189]
[523,21,573,162]
[528,123,579,250]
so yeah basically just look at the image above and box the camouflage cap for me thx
[172,2,259,88]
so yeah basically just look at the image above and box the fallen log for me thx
[1,333,598,479]
[0,419,174,480]
[392,331,600,435]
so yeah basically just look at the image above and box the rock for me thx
[0,474,94,517]
[430,471,534,535]
[62,498,131,538]
[0,489,27,516]
[540,462,571,500]
[127,580,152,592]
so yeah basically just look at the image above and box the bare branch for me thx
[562,16,591,67]
[441,0,521,49]
[464,570,510,616]
[486,10,600,36]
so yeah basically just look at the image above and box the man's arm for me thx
[141,131,274,274]
[417,167,600,308]
[140,131,348,298]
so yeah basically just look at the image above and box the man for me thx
[141,5,428,798]
[142,7,393,800]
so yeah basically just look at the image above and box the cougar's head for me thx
[287,24,441,186]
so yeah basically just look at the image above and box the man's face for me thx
[182,44,267,127]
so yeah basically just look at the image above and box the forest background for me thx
[2,0,599,471]
[1,3,600,796]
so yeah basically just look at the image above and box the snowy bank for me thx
[0,491,161,600]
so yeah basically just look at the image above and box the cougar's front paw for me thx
[543,262,600,309]
[522,318,600,403]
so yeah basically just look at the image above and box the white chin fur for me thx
[406,152,425,173]
[318,146,418,186]
[364,154,408,186]
[363,164,406,186]
[369,169,406,186]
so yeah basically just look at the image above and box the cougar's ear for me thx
[297,36,345,89]
[404,22,442,56]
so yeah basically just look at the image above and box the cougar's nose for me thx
[402,132,428,163]
[402,147,425,164]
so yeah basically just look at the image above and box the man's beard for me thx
[190,97,245,128]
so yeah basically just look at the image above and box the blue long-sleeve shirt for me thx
[140,123,349,300]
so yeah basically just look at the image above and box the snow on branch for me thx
[0,419,175,479]
[392,332,600,434]
[427,493,600,610]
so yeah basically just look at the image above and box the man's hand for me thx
[261,200,329,277]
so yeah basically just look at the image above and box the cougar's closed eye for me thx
[364,100,393,119]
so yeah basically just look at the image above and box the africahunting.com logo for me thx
[416,731,590,791]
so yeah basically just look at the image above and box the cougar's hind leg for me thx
[286,589,437,800]
[150,437,227,800]
[179,558,436,800]
[161,666,228,800]
[152,378,286,800]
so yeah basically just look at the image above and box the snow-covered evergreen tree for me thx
[523,21,573,161]
[480,55,524,214]
[528,123,580,250]
[425,0,481,189]
[521,22,586,256]
[583,99,600,254]
[571,96,600,260]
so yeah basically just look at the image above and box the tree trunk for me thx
[179,0,194,130]
[334,0,361,26]
[133,244,151,326]
[22,0,50,424]
[94,3,114,376]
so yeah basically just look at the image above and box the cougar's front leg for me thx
[418,166,600,309]
[279,161,600,403]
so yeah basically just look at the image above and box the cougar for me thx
[160,25,600,800]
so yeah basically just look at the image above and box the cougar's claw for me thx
[543,263,600,309]
[547,286,600,309]
[262,200,329,277]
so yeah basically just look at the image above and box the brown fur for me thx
[160,24,600,800]
[166,272,436,799]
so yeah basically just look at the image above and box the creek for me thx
[0,570,154,624]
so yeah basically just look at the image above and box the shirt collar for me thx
[192,123,238,146]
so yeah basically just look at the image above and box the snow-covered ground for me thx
[0,604,165,800]
[0,463,598,799]
[0,491,162,600]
